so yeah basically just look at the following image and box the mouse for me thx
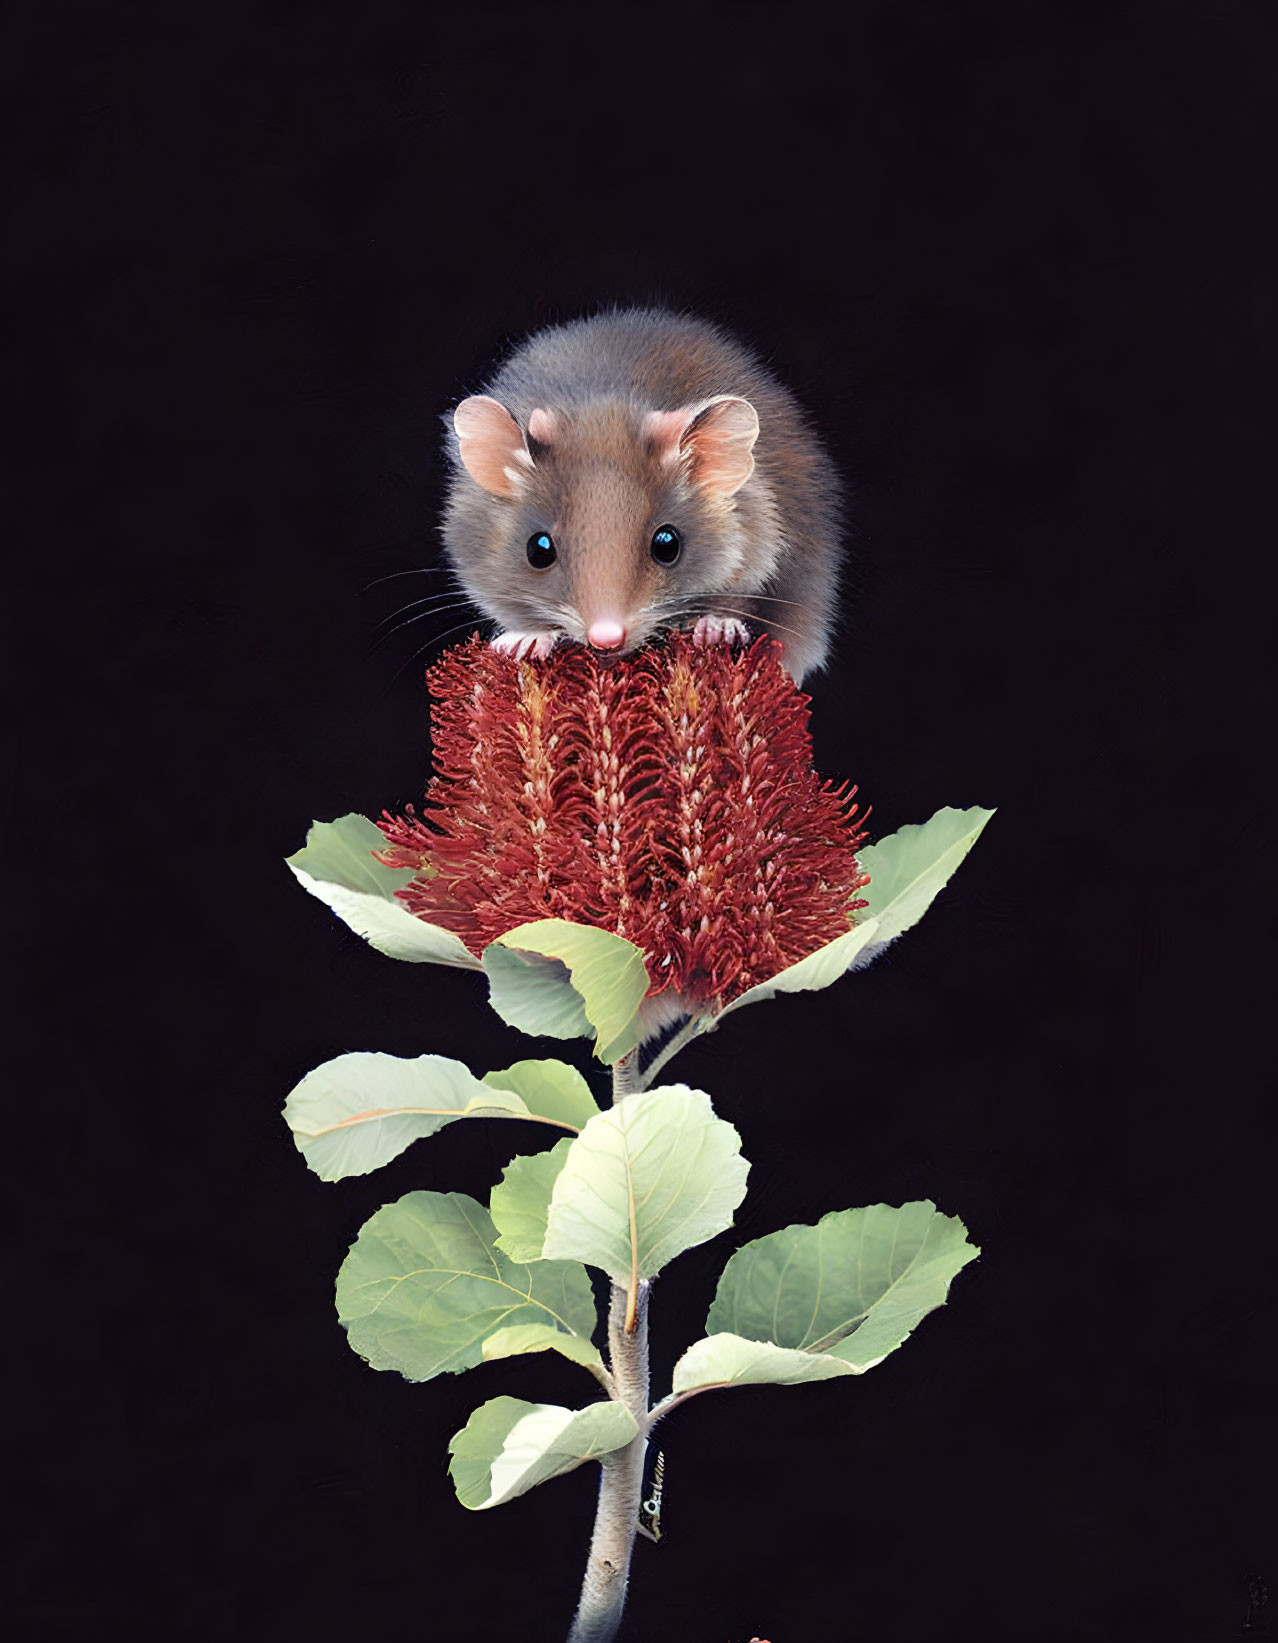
[441,307,844,683]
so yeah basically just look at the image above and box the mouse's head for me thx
[442,393,779,655]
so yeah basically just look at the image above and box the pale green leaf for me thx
[284,1052,583,1182]
[288,812,414,896]
[715,917,881,1019]
[481,1324,605,1375]
[449,1396,638,1510]
[671,1332,858,1393]
[336,1191,597,1382]
[482,1060,601,1129]
[706,1201,978,1373]
[486,920,650,1063]
[489,1139,575,1262]
[542,1086,749,1286]
[854,806,995,965]
[707,807,994,1020]
[482,943,593,1040]
[287,814,479,968]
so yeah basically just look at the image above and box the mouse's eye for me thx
[526,532,556,568]
[650,525,682,566]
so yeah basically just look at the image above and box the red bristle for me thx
[374,633,873,1013]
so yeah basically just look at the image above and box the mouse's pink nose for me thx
[586,618,626,651]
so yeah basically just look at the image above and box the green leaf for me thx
[854,806,995,964]
[481,1324,605,1375]
[485,920,650,1063]
[706,807,994,1022]
[448,1396,638,1510]
[482,944,593,1041]
[336,1191,597,1382]
[287,815,479,967]
[489,1138,575,1262]
[284,1052,585,1182]
[671,1333,859,1393]
[288,812,414,896]
[482,1059,601,1129]
[715,917,881,1020]
[704,1201,978,1374]
[542,1085,749,1287]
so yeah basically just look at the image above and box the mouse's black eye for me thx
[650,525,682,566]
[526,532,556,568]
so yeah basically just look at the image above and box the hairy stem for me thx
[638,1013,710,1089]
[566,1057,649,1643]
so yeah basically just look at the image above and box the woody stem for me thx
[565,1054,650,1643]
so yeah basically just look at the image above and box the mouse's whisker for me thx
[361,566,455,593]
[370,601,482,652]
[716,592,811,610]
[372,592,478,634]
[651,597,734,618]
[379,617,496,697]
[655,598,808,643]
[655,592,809,616]
[502,597,578,633]
[709,606,808,641]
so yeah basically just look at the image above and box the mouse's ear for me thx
[453,396,534,497]
[646,396,759,497]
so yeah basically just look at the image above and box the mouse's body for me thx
[441,308,843,682]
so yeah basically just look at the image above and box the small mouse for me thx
[441,307,844,683]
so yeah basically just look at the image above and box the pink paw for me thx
[692,614,751,649]
[491,630,559,660]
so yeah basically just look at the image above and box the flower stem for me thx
[565,1059,650,1643]
[612,1050,640,1098]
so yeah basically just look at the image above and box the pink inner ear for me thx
[643,408,695,463]
[528,407,557,445]
[453,396,532,497]
[682,397,760,496]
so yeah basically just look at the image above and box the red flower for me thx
[376,633,870,1013]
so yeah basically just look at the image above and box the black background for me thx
[13,4,1276,1641]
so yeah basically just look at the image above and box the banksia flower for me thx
[375,634,870,1015]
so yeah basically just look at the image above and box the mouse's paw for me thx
[692,614,751,649]
[490,630,559,660]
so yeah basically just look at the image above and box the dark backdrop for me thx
[13,5,1275,1641]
